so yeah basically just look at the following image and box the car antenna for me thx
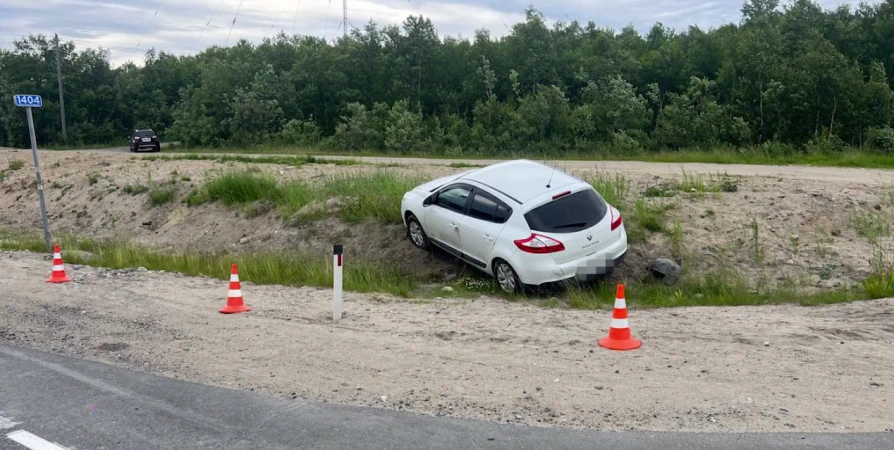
[545,162,556,188]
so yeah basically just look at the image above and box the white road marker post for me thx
[333,244,343,321]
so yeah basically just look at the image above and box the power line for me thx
[136,11,159,47]
[291,0,302,35]
[225,0,245,46]
[198,0,226,47]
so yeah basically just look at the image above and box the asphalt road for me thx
[0,344,891,450]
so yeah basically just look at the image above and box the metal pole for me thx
[54,34,67,142]
[26,107,52,253]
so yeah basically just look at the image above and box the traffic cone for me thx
[220,264,251,314]
[46,244,73,283]
[598,284,641,351]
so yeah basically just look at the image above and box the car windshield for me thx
[135,130,154,137]
[524,189,607,233]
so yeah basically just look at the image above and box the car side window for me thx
[437,186,471,213]
[493,204,510,223]
[468,193,498,222]
[467,190,512,224]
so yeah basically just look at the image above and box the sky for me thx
[0,0,875,66]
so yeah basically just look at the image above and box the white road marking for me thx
[0,415,19,430]
[6,430,69,450]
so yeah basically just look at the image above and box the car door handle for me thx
[449,222,459,230]
[483,234,494,241]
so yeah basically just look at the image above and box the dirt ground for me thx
[2,149,894,432]
[0,250,892,432]
[1,149,893,291]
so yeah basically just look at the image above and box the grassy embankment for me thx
[2,167,892,307]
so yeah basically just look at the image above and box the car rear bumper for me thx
[134,143,158,147]
[511,231,628,286]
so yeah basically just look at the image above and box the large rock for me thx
[648,258,682,286]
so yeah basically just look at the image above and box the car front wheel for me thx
[494,259,521,294]
[406,215,430,250]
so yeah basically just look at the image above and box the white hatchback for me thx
[400,159,628,293]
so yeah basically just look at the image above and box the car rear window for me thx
[524,189,608,233]
[135,130,154,137]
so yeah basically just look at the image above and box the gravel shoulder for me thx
[1,250,892,433]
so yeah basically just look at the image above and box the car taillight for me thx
[133,137,139,141]
[152,136,157,139]
[610,207,623,231]
[514,233,565,254]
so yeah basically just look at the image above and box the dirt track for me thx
[1,250,892,432]
[319,156,894,186]
[56,146,894,185]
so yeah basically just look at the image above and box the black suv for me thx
[129,128,161,152]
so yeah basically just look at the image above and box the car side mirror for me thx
[423,192,438,207]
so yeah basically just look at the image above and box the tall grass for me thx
[587,170,629,207]
[864,244,894,299]
[321,172,421,223]
[203,171,278,205]
[149,186,176,205]
[630,198,667,233]
[669,219,684,259]
[750,218,765,263]
[850,211,891,244]
[194,170,422,224]
[274,181,315,217]
[3,229,889,307]
[564,270,873,310]
[0,233,414,296]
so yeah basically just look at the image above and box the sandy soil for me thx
[1,149,892,291]
[0,250,892,432]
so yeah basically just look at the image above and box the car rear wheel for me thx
[406,215,430,250]
[494,260,521,294]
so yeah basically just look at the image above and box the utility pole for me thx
[54,34,67,142]
[343,0,348,38]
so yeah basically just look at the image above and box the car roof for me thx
[459,159,584,204]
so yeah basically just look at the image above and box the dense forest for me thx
[2,0,894,156]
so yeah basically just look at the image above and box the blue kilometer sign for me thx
[13,94,43,108]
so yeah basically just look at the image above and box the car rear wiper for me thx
[553,222,587,229]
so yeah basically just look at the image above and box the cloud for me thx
[0,0,882,66]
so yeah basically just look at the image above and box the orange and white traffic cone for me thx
[46,244,73,283]
[220,263,251,314]
[598,284,641,351]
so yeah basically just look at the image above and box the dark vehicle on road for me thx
[130,128,161,152]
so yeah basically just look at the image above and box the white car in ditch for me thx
[400,159,628,293]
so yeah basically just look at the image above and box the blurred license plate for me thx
[142,138,151,142]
